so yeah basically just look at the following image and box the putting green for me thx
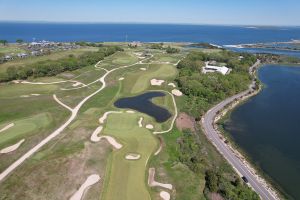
[0,113,51,149]
[101,113,158,200]
[128,64,177,94]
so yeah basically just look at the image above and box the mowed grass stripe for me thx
[101,113,158,200]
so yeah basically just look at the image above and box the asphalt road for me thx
[201,60,278,200]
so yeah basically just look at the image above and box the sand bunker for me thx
[20,95,30,98]
[125,153,141,160]
[0,123,14,133]
[126,110,135,114]
[99,111,122,124]
[98,136,123,149]
[148,168,173,190]
[138,117,143,127]
[160,191,171,200]
[69,174,100,200]
[72,82,83,87]
[31,94,41,96]
[171,89,183,96]
[0,139,25,154]
[140,68,147,71]
[146,124,154,130]
[168,83,176,88]
[90,126,103,142]
[154,137,163,156]
[118,77,125,81]
[151,79,165,86]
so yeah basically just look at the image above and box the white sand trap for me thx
[126,110,135,114]
[31,94,40,96]
[72,82,82,87]
[99,136,122,149]
[125,153,141,160]
[146,124,154,130]
[140,68,147,71]
[171,89,183,97]
[160,191,171,200]
[138,117,143,127]
[0,139,25,154]
[69,174,100,200]
[151,79,165,86]
[148,168,173,190]
[90,126,103,142]
[0,123,14,133]
[168,83,176,88]
[118,77,125,81]
[99,111,122,124]
[20,95,30,98]
[12,80,20,84]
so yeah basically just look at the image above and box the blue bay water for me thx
[0,23,300,45]
[224,65,300,199]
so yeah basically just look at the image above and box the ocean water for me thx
[224,65,300,199]
[0,22,300,45]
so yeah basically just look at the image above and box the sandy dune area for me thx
[168,83,176,88]
[99,111,122,124]
[148,168,173,190]
[99,136,123,149]
[125,153,141,160]
[69,174,100,200]
[0,123,14,133]
[0,139,25,154]
[160,191,170,200]
[171,89,183,96]
[90,126,103,142]
[146,124,154,129]
[151,79,165,86]
[138,117,143,127]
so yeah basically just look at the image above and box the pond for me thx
[114,92,172,123]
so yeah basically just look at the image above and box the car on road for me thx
[242,176,249,183]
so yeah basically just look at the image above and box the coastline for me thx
[201,61,281,200]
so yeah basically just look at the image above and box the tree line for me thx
[0,46,123,82]
[176,50,256,118]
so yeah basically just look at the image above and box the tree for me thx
[166,46,180,54]
[0,40,8,46]
[205,169,219,192]
[16,39,24,44]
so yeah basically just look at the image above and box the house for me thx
[17,53,28,58]
[202,61,231,75]
[31,51,41,56]
[4,55,13,61]
[129,41,142,48]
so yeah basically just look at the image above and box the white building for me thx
[202,61,230,75]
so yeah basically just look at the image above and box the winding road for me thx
[201,60,278,200]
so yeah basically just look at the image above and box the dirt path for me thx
[0,54,151,182]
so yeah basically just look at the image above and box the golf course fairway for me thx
[101,112,158,200]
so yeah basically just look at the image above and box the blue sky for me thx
[0,0,299,26]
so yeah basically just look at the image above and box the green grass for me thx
[98,51,139,70]
[101,113,158,200]
[0,47,98,73]
[127,64,177,94]
[0,113,51,148]
[0,45,26,54]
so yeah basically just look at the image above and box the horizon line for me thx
[0,20,300,28]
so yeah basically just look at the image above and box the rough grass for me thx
[97,51,139,70]
[101,113,158,200]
